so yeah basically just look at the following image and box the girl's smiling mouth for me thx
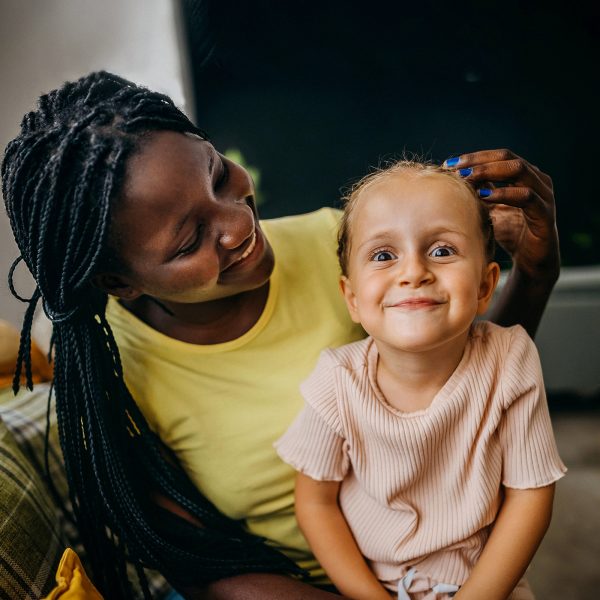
[384,297,446,310]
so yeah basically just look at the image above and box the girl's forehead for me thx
[348,172,484,247]
[356,171,477,216]
[362,169,472,199]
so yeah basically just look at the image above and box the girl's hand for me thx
[443,149,560,284]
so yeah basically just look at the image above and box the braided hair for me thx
[2,71,302,598]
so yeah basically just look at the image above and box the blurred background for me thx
[0,1,598,598]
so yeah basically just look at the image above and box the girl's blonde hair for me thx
[337,159,495,275]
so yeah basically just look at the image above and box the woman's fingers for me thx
[444,148,518,168]
[476,187,553,237]
[442,148,559,286]
[476,185,539,207]
[443,149,553,189]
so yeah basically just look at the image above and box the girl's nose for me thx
[397,253,434,287]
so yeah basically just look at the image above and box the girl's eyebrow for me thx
[355,233,394,252]
[355,226,469,252]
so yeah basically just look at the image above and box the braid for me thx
[3,71,303,597]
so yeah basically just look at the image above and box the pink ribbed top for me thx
[275,321,566,588]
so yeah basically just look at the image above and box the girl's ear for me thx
[477,261,501,315]
[340,276,361,324]
[92,273,143,301]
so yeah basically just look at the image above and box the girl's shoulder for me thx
[471,321,541,389]
[471,320,532,352]
[318,337,373,373]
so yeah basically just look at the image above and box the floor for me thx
[528,410,600,599]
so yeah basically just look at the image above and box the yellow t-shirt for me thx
[106,208,364,580]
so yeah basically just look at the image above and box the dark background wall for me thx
[182,0,599,267]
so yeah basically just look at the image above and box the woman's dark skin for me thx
[98,138,559,598]
[455,149,560,336]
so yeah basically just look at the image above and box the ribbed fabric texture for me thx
[275,321,566,588]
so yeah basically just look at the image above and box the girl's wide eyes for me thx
[371,250,396,262]
[429,245,456,258]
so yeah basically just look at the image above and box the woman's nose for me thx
[216,204,253,250]
[218,230,244,249]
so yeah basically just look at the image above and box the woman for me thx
[2,72,559,599]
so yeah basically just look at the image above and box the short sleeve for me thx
[275,404,349,481]
[499,327,567,489]
[274,350,349,481]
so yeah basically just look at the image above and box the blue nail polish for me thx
[478,188,492,198]
[459,168,472,177]
[445,157,460,168]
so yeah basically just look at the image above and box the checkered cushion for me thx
[0,384,172,598]
[0,408,64,598]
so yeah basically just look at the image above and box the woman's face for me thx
[107,131,274,304]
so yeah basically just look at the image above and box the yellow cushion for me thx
[43,548,103,600]
[0,319,53,389]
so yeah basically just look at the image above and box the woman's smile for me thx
[220,227,261,275]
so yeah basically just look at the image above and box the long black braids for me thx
[2,71,303,598]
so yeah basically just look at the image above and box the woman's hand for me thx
[443,148,560,283]
[443,149,560,337]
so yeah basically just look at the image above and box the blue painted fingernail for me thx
[444,157,460,168]
[459,168,472,177]
[478,188,493,198]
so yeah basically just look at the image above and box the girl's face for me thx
[341,172,499,355]
[103,131,274,305]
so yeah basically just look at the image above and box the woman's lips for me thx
[221,228,260,274]
[236,230,257,263]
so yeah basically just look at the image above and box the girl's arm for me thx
[445,149,560,338]
[454,484,555,600]
[295,473,391,600]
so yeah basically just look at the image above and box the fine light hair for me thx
[337,159,496,276]
[2,71,302,598]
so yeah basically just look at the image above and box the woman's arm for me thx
[152,492,347,599]
[181,574,344,599]
[454,484,555,600]
[295,473,391,600]
[444,149,560,337]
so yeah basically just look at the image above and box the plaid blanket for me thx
[0,384,172,599]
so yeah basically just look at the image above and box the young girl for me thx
[276,161,566,600]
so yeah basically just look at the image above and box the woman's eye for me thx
[430,245,455,258]
[216,158,230,190]
[371,250,396,262]
[176,227,203,257]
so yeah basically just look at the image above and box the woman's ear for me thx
[477,262,501,315]
[92,273,142,301]
[340,276,361,324]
